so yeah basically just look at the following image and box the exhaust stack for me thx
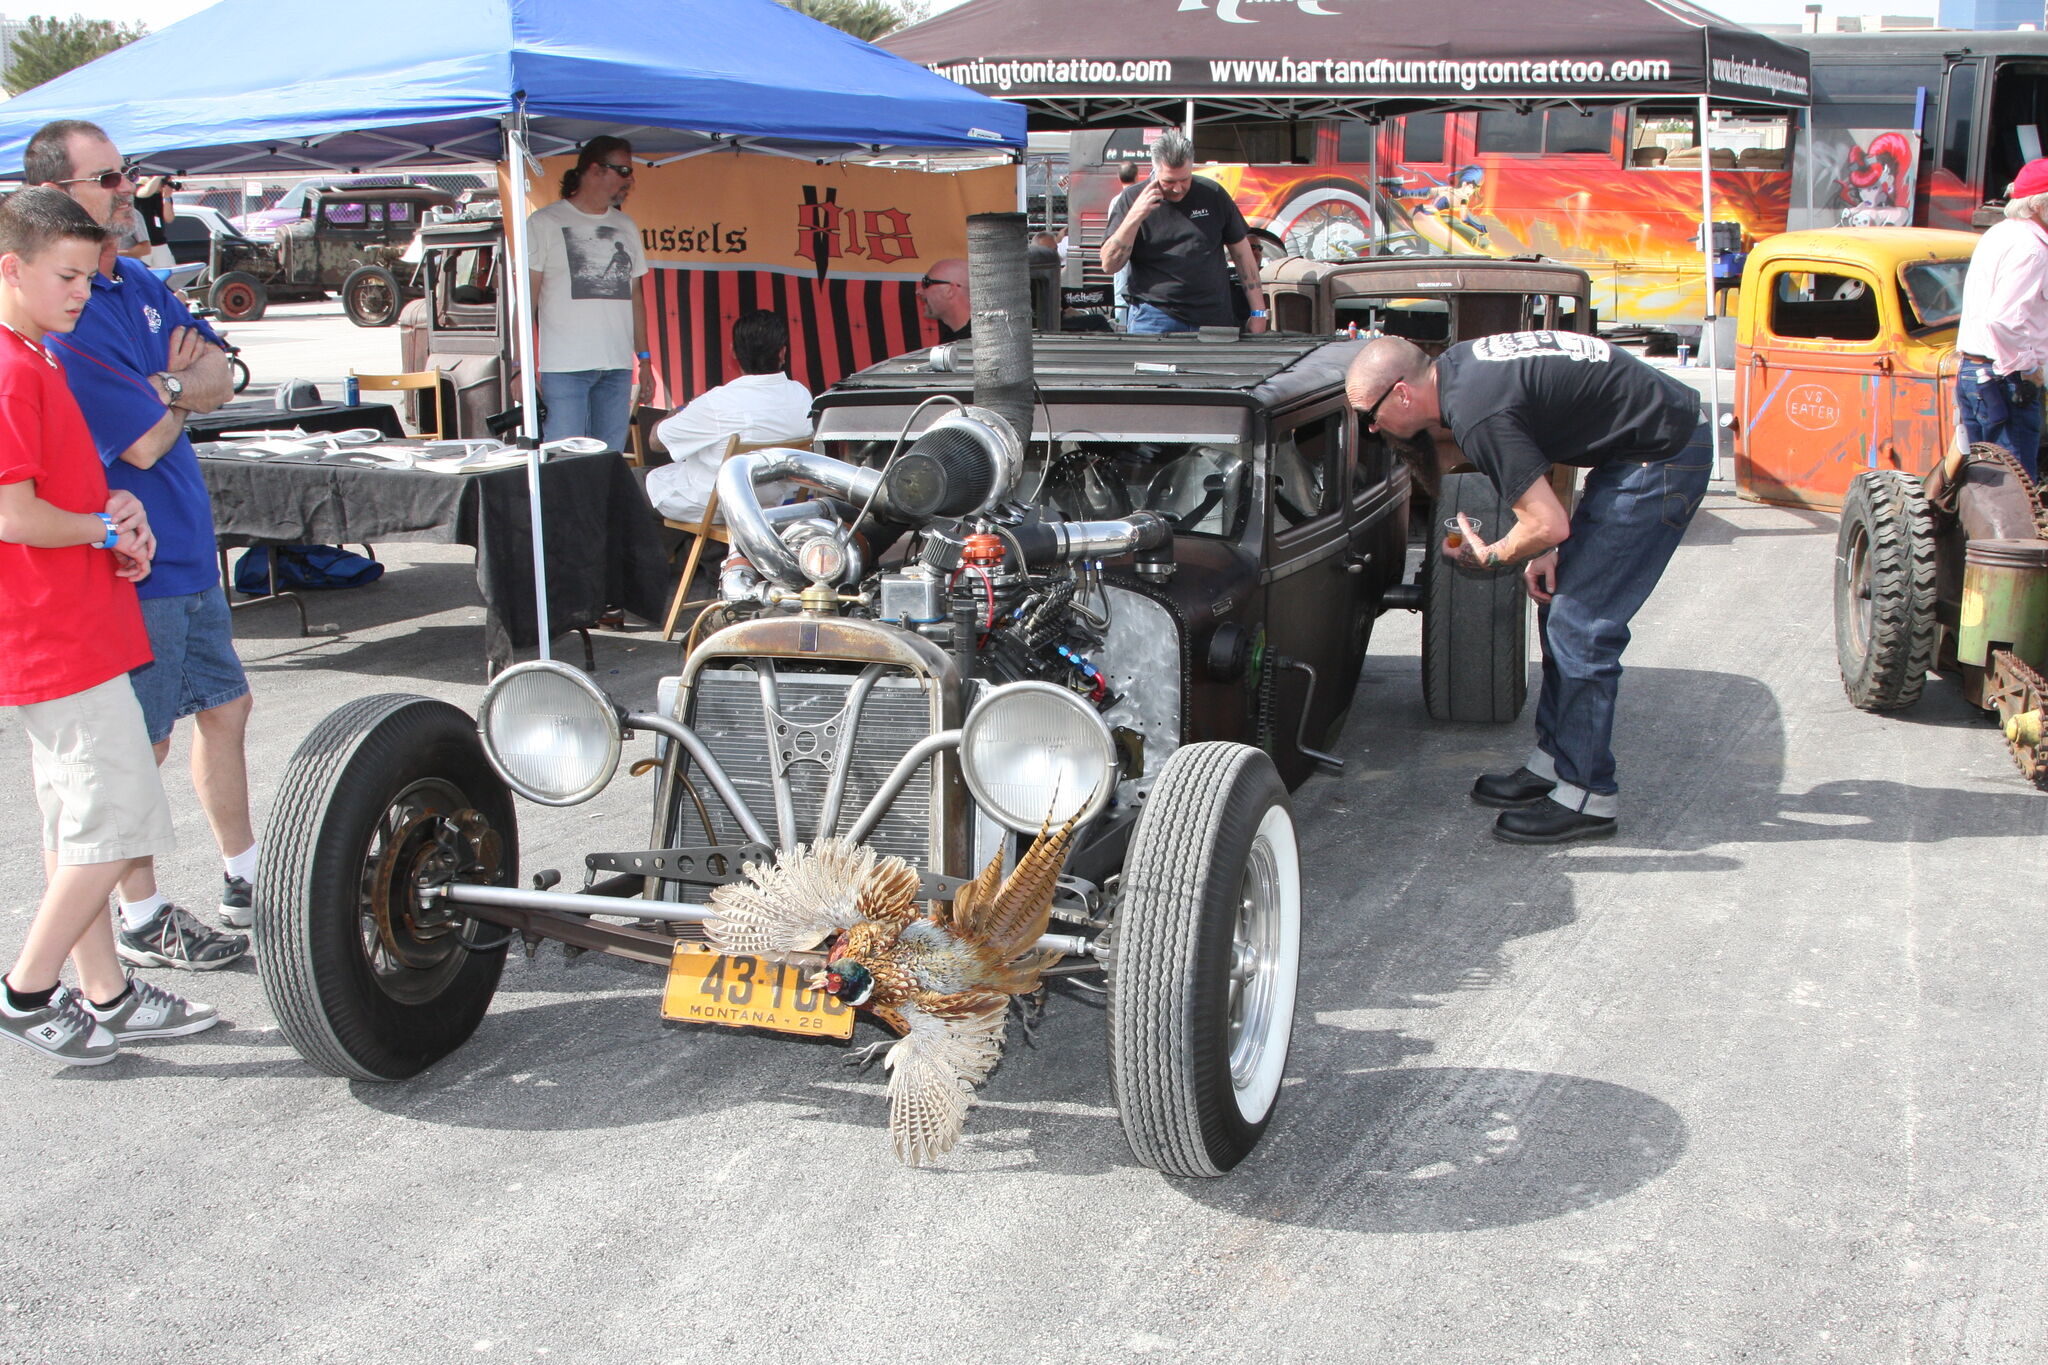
[966,211,1034,451]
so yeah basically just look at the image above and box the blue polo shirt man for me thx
[32,117,254,968]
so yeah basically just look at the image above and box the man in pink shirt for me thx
[1955,157,2048,481]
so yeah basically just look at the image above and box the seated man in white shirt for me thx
[644,310,812,523]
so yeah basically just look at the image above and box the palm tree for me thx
[781,0,928,43]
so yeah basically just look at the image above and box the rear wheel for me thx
[1835,469,1939,711]
[208,270,267,322]
[342,265,402,327]
[255,694,516,1080]
[1109,743,1301,1178]
[1423,470,1530,722]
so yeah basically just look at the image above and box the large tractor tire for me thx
[1835,469,1939,711]
[1423,470,1531,722]
[1109,743,1301,1178]
[255,694,517,1081]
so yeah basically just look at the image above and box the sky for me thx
[17,0,1941,33]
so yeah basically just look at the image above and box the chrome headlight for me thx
[959,681,1116,834]
[476,660,621,806]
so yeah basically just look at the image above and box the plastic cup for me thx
[1443,515,1481,554]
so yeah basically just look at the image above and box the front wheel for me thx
[208,270,267,322]
[342,265,402,327]
[254,694,517,1080]
[1835,469,1939,711]
[1109,743,1301,1178]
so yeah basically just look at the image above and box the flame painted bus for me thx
[1061,32,2048,332]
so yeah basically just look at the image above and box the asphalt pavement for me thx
[1,310,2043,1363]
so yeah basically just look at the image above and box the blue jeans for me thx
[1126,300,1197,334]
[538,368,632,452]
[1956,364,2043,482]
[131,585,250,745]
[1525,425,1713,818]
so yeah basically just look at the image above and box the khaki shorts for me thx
[17,674,176,866]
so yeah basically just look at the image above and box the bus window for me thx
[1985,60,2048,199]
[1768,270,1880,341]
[1632,107,1788,170]
[1941,60,1979,185]
[1193,121,1312,164]
[1475,108,1612,156]
[1476,109,1543,155]
[1402,113,1447,163]
[1336,119,1375,164]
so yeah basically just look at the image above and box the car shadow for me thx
[1681,503,1835,546]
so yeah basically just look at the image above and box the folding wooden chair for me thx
[660,434,812,640]
[351,370,448,440]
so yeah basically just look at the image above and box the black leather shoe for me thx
[1493,798,1617,845]
[1471,766,1556,808]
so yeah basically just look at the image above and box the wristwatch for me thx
[155,371,184,407]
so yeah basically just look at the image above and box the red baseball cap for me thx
[2011,158,2048,199]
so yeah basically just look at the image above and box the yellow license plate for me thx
[661,943,856,1038]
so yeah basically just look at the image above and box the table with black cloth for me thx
[199,447,670,671]
[185,400,407,440]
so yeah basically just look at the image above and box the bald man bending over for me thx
[1346,332,1710,844]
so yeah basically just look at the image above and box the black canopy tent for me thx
[884,0,1814,463]
[881,0,1812,126]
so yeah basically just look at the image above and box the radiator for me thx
[684,666,937,868]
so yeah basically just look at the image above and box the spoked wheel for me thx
[342,265,402,327]
[255,694,517,1080]
[1109,742,1301,1178]
[1835,469,1938,711]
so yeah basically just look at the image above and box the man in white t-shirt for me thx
[645,310,812,524]
[527,135,651,453]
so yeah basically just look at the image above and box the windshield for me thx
[1900,260,1969,331]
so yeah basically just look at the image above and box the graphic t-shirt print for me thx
[561,222,636,300]
[1471,331,1611,364]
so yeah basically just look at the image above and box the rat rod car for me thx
[250,323,1542,1174]
[198,184,457,325]
[1725,228,2048,785]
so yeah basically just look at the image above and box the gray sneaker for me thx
[85,974,219,1040]
[116,902,249,972]
[219,874,253,929]
[0,987,118,1066]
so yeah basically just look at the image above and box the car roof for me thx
[308,185,459,207]
[1265,253,1593,299]
[827,334,1366,409]
[1749,227,1977,270]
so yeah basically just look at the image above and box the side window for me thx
[1476,109,1543,156]
[388,201,416,225]
[1545,109,1614,155]
[1402,112,1447,163]
[1942,60,1979,184]
[1336,119,1375,164]
[433,246,498,330]
[324,200,367,226]
[1767,269,1881,341]
[1271,410,1345,531]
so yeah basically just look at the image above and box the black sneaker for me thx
[219,874,253,929]
[1471,767,1557,809]
[1493,798,1617,845]
[116,903,249,971]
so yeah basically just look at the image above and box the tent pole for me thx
[506,114,552,662]
[1698,92,1723,482]
[1184,99,1195,141]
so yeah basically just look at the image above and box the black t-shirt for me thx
[1105,175,1248,328]
[1434,332,1701,506]
[133,189,169,246]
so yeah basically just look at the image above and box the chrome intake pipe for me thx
[716,449,883,589]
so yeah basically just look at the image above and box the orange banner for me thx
[524,154,1015,404]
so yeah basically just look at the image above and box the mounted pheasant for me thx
[706,816,1077,1165]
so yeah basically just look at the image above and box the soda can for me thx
[1675,343,1691,368]
[344,375,359,406]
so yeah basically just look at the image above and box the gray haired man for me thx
[1099,131,1268,335]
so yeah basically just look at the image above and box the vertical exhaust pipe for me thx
[966,211,1034,450]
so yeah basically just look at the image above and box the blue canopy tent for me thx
[0,0,1023,658]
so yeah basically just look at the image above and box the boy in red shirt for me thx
[0,187,218,1065]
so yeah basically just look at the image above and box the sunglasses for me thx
[1358,378,1401,429]
[58,166,135,190]
[598,160,634,176]
[919,275,956,289]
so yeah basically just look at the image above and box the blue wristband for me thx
[95,513,118,549]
